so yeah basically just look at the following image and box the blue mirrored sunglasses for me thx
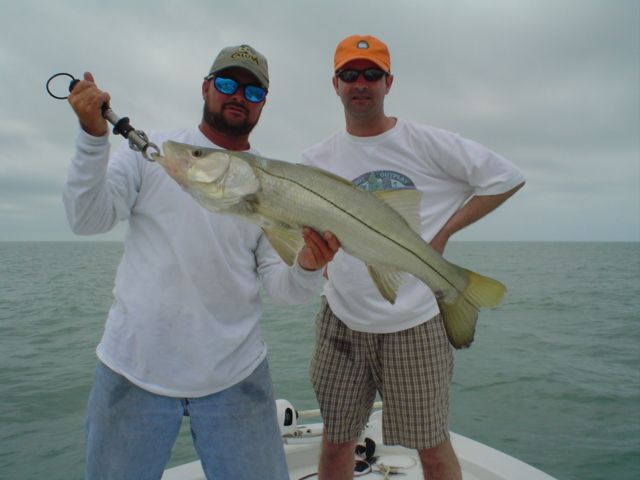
[335,68,387,83]
[210,76,267,103]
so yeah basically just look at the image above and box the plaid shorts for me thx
[310,297,453,450]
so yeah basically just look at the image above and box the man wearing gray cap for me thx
[64,44,338,480]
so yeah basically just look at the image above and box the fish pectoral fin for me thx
[371,189,423,234]
[366,265,407,305]
[262,227,304,267]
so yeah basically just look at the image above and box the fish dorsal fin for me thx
[299,164,357,187]
[372,189,423,234]
[366,264,408,305]
[261,227,304,267]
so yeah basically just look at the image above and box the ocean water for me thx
[0,241,638,480]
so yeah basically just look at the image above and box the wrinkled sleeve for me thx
[444,135,526,196]
[255,233,324,306]
[62,130,142,235]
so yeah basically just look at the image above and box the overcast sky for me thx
[1,0,638,242]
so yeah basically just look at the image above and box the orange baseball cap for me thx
[334,35,391,73]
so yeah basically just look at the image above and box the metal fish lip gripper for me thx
[46,72,159,162]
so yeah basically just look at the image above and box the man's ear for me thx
[385,74,394,94]
[202,79,210,99]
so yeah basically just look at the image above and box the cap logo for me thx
[357,40,370,49]
[231,45,260,64]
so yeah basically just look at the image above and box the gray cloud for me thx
[1,0,638,241]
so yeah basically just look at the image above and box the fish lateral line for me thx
[255,165,463,295]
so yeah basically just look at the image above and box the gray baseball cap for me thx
[206,44,269,89]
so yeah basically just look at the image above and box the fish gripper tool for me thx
[46,72,159,162]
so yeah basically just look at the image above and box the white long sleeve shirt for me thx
[63,127,322,397]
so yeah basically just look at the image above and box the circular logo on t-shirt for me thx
[352,170,416,192]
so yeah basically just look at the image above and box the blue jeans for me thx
[85,359,288,480]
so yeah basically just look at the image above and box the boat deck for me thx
[163,410,557,480]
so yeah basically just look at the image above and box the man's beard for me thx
[202,100,259,136]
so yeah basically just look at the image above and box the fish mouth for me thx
[155,141,195,177]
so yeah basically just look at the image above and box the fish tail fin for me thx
[439,269,507,349]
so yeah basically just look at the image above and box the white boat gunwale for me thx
[162,402,557,480]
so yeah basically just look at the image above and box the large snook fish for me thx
[152,141,507,349]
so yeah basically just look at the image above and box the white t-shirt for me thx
[301,119,525,333]
[63,127,322,397]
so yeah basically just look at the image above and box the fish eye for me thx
[192,149,203,157]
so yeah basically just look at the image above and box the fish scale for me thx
[252,161,465,294]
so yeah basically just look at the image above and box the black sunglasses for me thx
[335,68,387,83]
[208,76,268,103]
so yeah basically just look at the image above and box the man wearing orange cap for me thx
[302,35,525,479]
